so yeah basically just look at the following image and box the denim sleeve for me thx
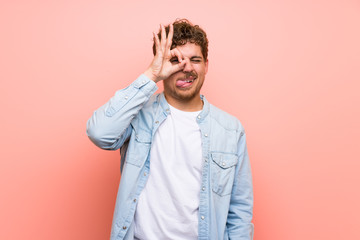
[86,74,158,150]
[227,131,254,240]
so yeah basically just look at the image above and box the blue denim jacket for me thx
[87,74,254,240]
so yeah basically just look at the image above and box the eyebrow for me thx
[190,56,203,60]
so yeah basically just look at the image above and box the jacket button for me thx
[122,226,127,230]
[201,216,205,220]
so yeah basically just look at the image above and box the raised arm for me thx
[86,23,186,150]
[86,75,158,150]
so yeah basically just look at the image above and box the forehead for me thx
[175,42,203,58]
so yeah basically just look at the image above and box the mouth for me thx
[176,77,196,88]
[176,73,197,88]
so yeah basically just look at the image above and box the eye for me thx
[190,58,202,63]
[170,58,179,63]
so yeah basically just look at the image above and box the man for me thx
[87,19,254,240]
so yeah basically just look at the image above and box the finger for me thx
[170,60,186,73]
[181,57,193,73]
[183,57,191,65]
[153,32,160,53]
[170,48,183,62]
[165,24,173,50]
[160,24,166,50]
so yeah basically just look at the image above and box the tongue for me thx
[176,80,192,88]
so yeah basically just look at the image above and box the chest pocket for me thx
[210,152,238,196]
[125,128,152,167]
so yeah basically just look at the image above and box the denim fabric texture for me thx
[87,74,254,240]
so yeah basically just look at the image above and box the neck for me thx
[164,93,203,112]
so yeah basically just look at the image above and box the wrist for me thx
[143,69,159,83]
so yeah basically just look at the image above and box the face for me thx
[163,42,208,104]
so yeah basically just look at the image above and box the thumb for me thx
[170,61,186,73]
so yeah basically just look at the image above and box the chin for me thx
[174,88,200,101]
[164,79,203,102]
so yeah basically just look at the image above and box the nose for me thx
[182,58,194,72]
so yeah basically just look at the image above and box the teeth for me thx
[185,80,193,83]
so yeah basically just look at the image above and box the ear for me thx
[205,59,209,74]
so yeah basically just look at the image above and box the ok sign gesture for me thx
[144,24,186,83]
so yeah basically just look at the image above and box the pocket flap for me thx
[211,152,238,169]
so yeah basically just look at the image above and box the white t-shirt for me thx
[134,105,203,240]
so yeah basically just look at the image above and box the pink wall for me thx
[1,0,359,239]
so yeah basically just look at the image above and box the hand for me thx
[144,24,186,83]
